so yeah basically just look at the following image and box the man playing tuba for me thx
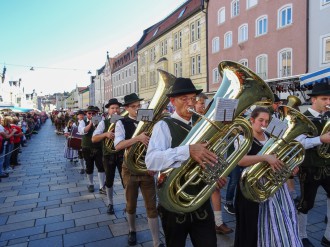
[145,78,226,247]
[92,98,124,215]
[295,83,330,247]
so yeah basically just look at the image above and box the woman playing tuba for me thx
[234,107,303,247]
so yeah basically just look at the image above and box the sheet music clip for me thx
[213,98,239,122]
[110,114,124,123]
[92,115,102,126]
[265,117,288,138]
[137,109,154,122]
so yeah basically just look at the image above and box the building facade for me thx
[308,0,330,72]
[138,0,207,100]
[111,45,138,103]
[207,0,307,93]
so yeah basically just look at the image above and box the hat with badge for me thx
[307,83,330,96]
[123,93,144,106]
[166,77,203,97]
[105,98,122,108]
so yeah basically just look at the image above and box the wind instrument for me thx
[317,105,330,158]
[240,105,317,202]
[157,60,274,213]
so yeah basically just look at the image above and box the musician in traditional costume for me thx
[146,78,226,247]
[295,83,330,247]
[92,98,124,215]
[114,93,163,247]
[234,107,303,247]
[76,110,86,174]
[78,106,105,193]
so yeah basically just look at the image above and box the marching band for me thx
[55,61,330,247]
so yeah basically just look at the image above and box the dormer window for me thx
[178,7,186,18]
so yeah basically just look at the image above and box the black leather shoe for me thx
[302,238,315,247]
[107,204,114,215]
[322,236,330,247]
[128,231,136,246]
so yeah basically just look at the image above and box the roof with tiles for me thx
[137,0,202,50]
[111,43,138,73]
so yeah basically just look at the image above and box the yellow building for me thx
[137,0,207,101]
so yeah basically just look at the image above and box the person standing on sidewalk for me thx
[92,98,124,215]
[10,116,24,167]
[114,93,163,247]
[295,83,330,247]
[78,106,105,194]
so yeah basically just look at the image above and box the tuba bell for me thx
[240,105,317,202]
[287,95,301,109]
[124,69,176,175]
[104,110,129,153]
[157,61,274,213]
[317,107,330,158]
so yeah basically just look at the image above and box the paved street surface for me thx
[0,119,328,247]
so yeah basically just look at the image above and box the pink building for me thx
[207,0,307,93]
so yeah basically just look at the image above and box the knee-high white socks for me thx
[127,213,136,232]
[325,198,330,240]
[298,212,308,239]
[97,172,105,189]
[148,217,161,247]
[87,174,93,185]
[106,186,113,205]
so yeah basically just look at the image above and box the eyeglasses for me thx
[177,96,197,103]
[129,104,141,109]
[87,112,95,115]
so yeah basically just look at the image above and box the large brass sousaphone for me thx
[157,61,274,213]
[240,105,317,202]
[124,69,176,175]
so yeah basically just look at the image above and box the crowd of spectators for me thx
[0,111,48,182]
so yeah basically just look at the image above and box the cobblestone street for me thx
[0,119,328,247]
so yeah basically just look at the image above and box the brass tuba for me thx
[317,112,330,158]
[240,105,317,202]
[287,95,301,109]
[104,110,129,153]
[124,69,176,175]
[157,61,274,213]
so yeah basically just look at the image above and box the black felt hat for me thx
[77,110,85,115]
[84,105,99,112]
[105,98,122,108]
[166,77,203,97]
[273,94,281,103]
[307,83,330,96]
[123,93,144,106]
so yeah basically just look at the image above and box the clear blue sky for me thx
[0,0,187,95]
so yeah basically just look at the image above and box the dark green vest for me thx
[81,120,102,149]
[162,117,191,148]
[301,110,330,168]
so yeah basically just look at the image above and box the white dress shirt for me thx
[92,119,106,136]
[113,116,138,147]
[295,108,322,149]
[145,111,192,171]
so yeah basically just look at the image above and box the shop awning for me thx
[300,67,330,87]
